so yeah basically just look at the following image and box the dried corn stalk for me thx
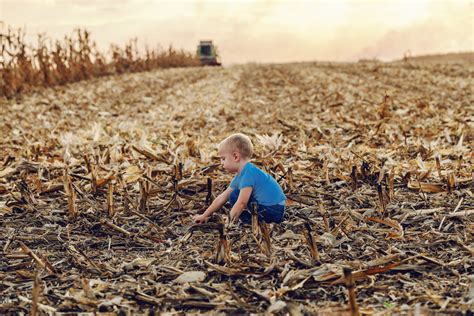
[303,222,320,262]
[31,272,41,316]
[258,221,272,256]
[215,223,230,264]
[343,268,360,316]
[63,168,77,219]
[107,181,115,217]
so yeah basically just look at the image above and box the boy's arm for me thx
[193,187,233,223]
[229,187,252,223]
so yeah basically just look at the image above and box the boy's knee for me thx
[239,210,251,224]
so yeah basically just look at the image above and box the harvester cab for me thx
[197,40,221,66]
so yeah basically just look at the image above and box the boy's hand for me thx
[229,207,243,223]
[193,214,209,224]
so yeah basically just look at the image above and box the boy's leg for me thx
[230,191,282,224]
[256,204,285,224]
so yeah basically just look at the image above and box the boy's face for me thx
[218,146,240,173]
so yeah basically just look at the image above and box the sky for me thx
[1,0,473,64]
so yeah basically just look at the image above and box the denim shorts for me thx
[229,189,285,224]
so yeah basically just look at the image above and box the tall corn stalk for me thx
[0,26,200,98]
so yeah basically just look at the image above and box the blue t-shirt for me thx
[230,162,286,206]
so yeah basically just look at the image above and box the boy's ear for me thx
[233,151,240,161]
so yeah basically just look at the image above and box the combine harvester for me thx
[197,40,221,66]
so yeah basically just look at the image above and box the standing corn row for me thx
[0,27,200,98]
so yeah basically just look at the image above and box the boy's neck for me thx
[236,159,250,173]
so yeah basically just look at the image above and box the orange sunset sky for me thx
[1,0,473,64]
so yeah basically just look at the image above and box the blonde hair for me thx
[219,133,253,159]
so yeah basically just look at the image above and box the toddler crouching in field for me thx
[193,133,286,224]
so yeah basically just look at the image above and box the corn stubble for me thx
[0,53,473,314]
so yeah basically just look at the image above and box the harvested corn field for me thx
[0,59,473,314]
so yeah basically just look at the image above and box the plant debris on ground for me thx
[0,57,473,314]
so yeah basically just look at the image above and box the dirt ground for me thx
[1,59,473,314]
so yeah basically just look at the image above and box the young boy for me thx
[193,133,286,224]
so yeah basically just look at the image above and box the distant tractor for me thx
[197,40,221,66]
